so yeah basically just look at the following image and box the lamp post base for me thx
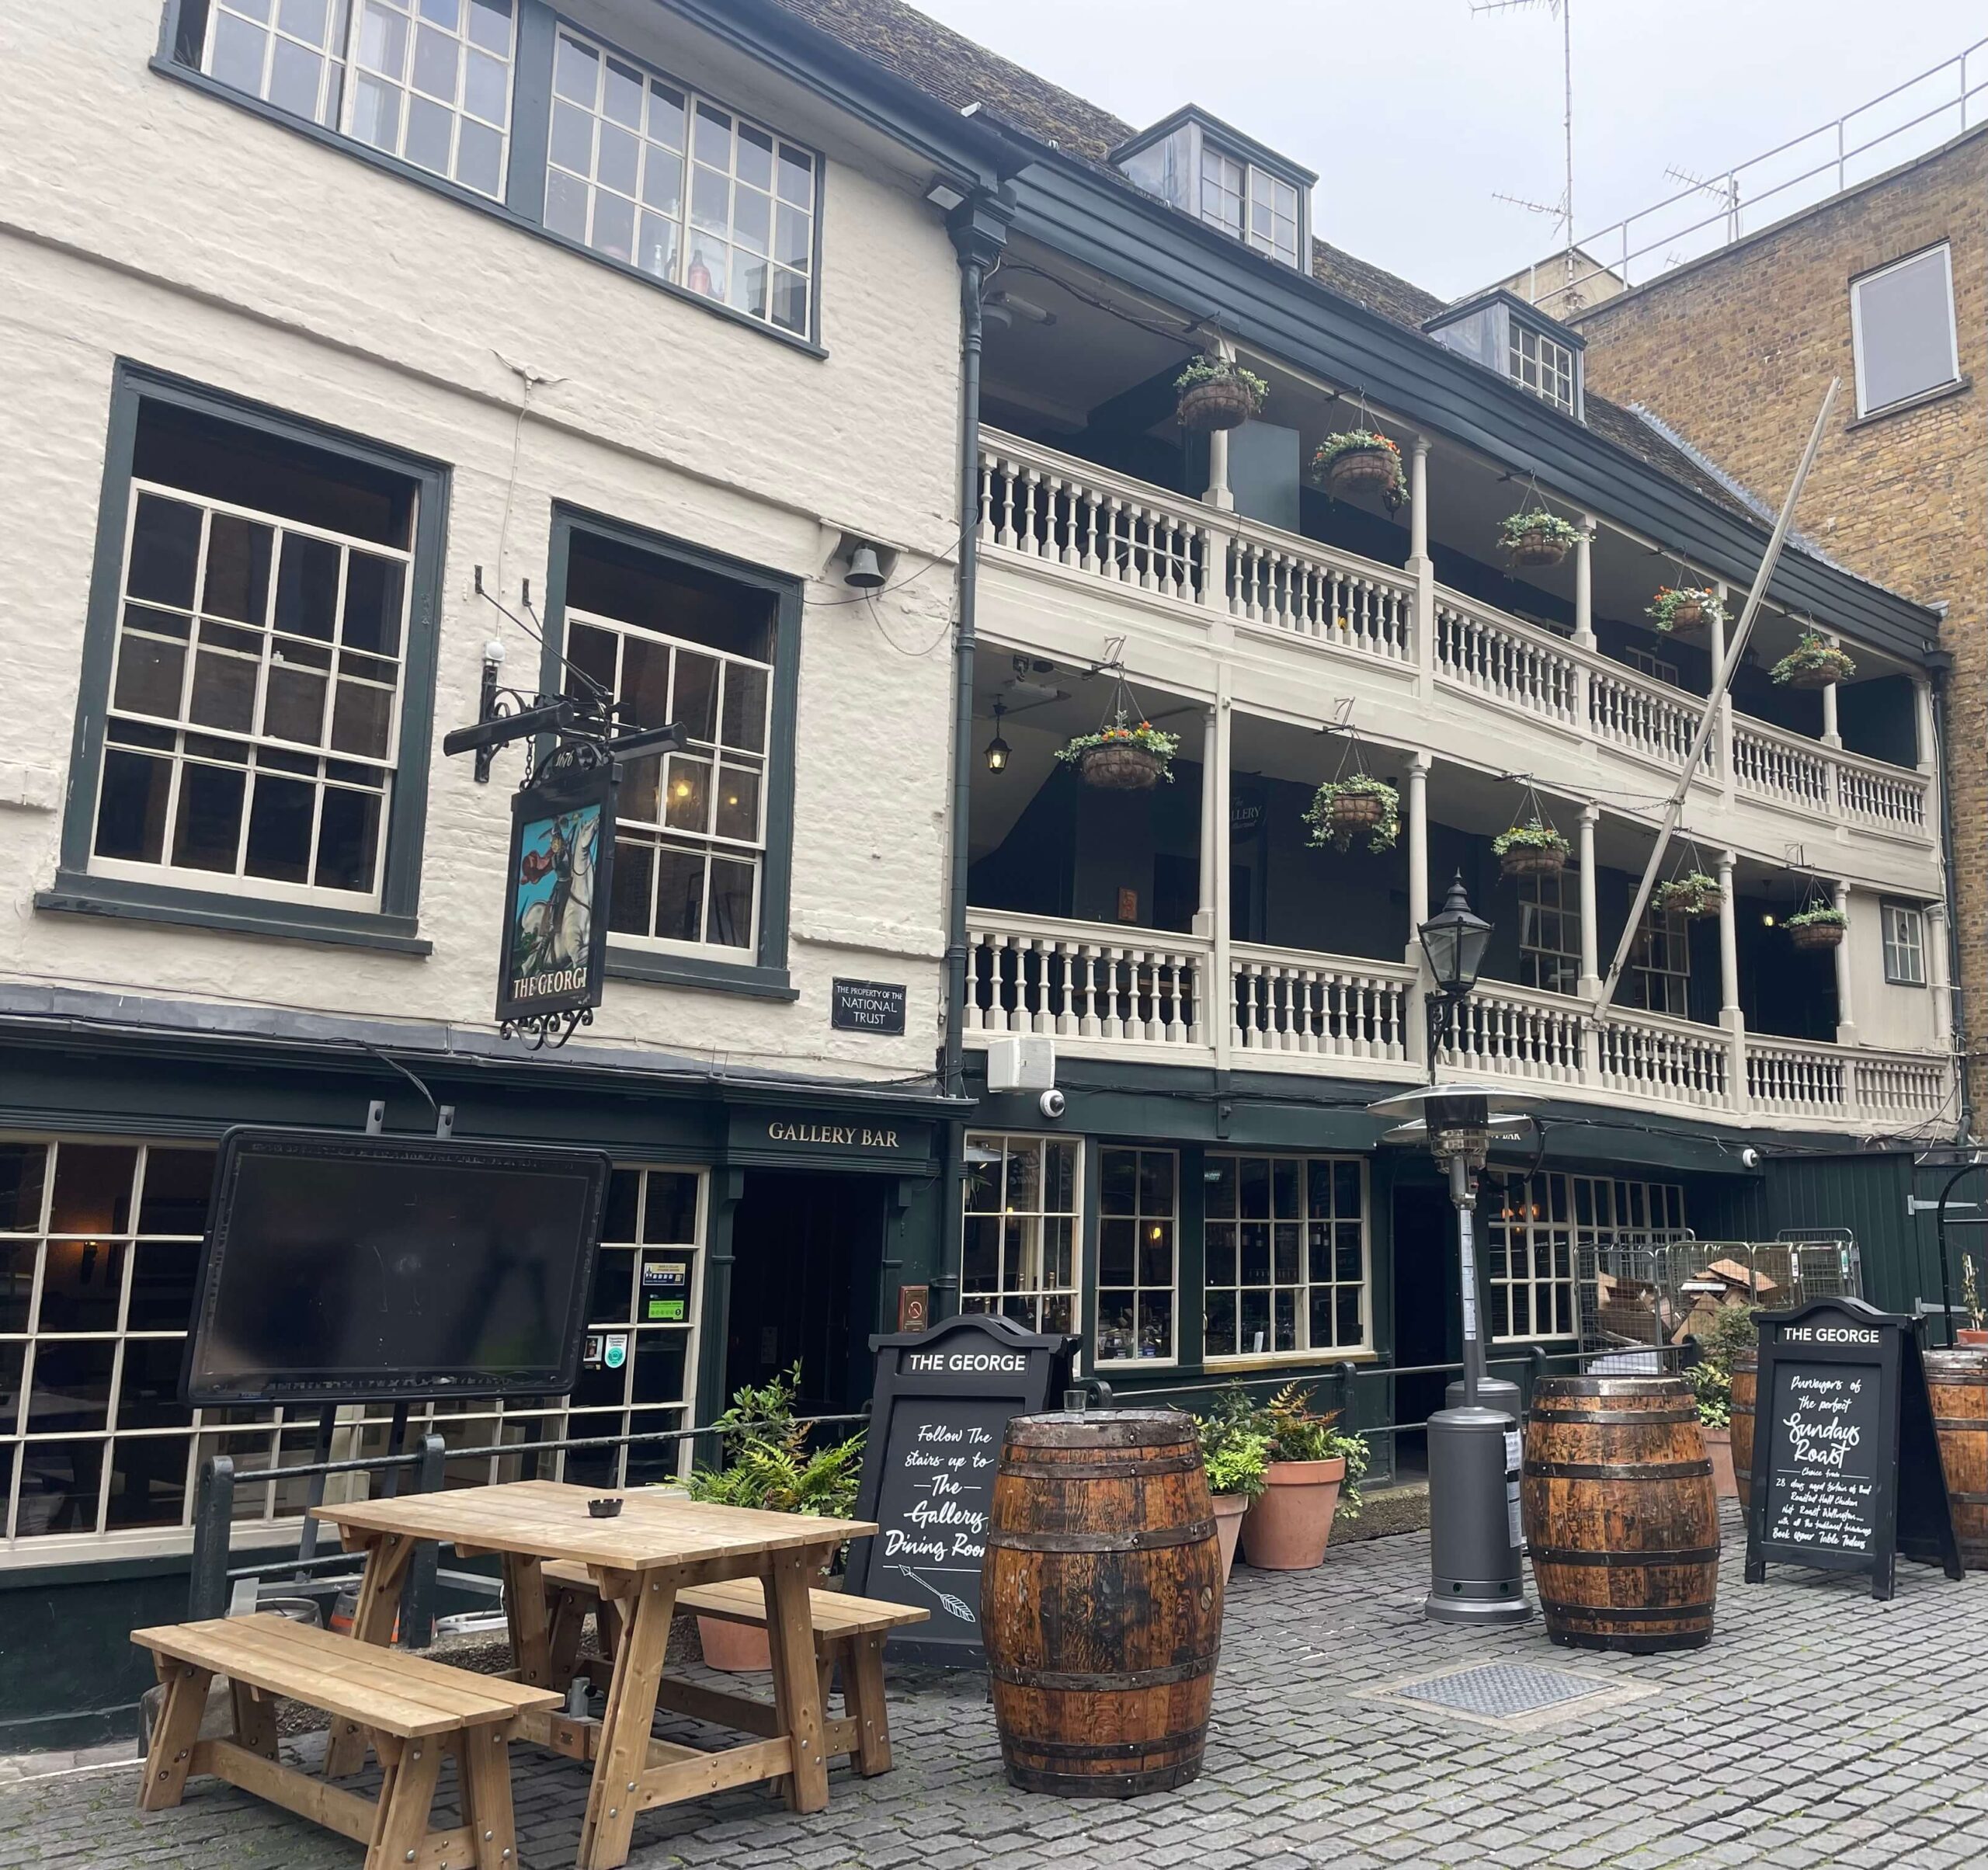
[1423,1403,1531,1626]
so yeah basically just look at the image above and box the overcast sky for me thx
[909,0,1985,300]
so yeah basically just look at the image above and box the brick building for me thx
[1571,127,1987,1121]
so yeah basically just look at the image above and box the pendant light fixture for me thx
[984,700,1011,774]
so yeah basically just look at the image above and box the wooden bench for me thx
[540,1563,927,1777]
[132,1614,560,1870]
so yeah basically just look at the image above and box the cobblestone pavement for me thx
[7,1504,1988,1869]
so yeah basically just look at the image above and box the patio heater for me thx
[1370,877,1537,1625]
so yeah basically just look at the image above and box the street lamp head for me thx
[1419,871,1493,998]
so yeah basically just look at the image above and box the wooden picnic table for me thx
[313,1479,876,1870]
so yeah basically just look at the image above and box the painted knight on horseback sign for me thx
[495,749,616,1038]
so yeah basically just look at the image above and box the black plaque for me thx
[844,1311,1074,1665]
[1744,1296,1962,1600]
[831,978,908,1035]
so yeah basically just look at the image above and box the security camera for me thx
[1740,1146,1761,1170]
[1038,1088,1067,1121]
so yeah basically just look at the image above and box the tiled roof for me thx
[763,0,1789,530]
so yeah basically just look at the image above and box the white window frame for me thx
[960,1133,1081,1340]
[93,480,414,911]
[1851,244,1961,418]
[1489,1173,1688,1345]
[1882,902,1927,986]
[1095,1147,1178,1368]
[201,0,519,200]
[1204,1152,1371,1365]
[1518,867,1581,996]
[1627,907,1691,1018]
[1509,321,1577,414]
[1621,646,1680,686]
[565,604,772,961]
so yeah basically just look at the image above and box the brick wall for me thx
[1573,130,1988,1126]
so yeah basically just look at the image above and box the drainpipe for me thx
[935,191,1013,1319]
[1932,663,1972,1143]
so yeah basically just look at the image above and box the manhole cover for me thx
[1395,1663,1606,1719]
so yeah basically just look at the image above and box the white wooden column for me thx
[1572,517,1596,650]
[1819,632,1843,748]
[1409,439,1434,698]
[1711,582,1736,801]
[1914,676,1938,774]
[1408,438,1430,565]
[1211,676,1234,1068]
[1719,848,1747,1111]
[1832,880,1858,1046]
[1203,337,1235,513]
[1406,753,1432,961]
[1194,705,1218,939]
[1928,899,1954,1050]
[1578,804,1601,999]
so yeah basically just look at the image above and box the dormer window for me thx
[1426,290,1587,419]
[1113,107,1312,272]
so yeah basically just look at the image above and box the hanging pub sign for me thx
[844,1310,1076,1666]
[1743,1296,1962,1601]
[494,749,617,1044]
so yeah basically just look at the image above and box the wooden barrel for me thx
[983,1408,1221,1798]
[1521,1376,1720,1653]
[1923,1349,1988,1571]
[1729,1349,1757,1514]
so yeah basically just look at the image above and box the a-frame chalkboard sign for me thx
[844,1311,1076,1666]
[1743,1296,1962,1601]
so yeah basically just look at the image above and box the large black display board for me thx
[1743,1297,1961,1600]
[844,1312,1075,1666]
[182,1128,611,1406]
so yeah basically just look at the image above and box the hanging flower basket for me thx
[1771,633,1856,690]
[1498,510,1580,568]
[1312,430,1407,506]
[1057,721,1179,791]
[1785,905,1847,951]
[1493,820,1570,878]
[1647,586,1725,637]
[1303,774,1400,854]
[1653,873,1723,920]
[1174,355,1269,432]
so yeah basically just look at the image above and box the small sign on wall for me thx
[831,978,908,1034]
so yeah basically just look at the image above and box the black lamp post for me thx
[1418,871,1493,1074]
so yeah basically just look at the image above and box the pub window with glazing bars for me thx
[1509,322,1576,414]
[1097,1148,1176,1364]
[961,1135,1079,1337]
[1204,1154,1367,1361]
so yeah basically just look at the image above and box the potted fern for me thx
[1653,872,1723,919]
[1499,509,1579,568]
[1303,773,1400,853]
[1646,586,1724,637]
[1784,902,1847,951]
[1771,633,1856,689]
[1238,1383,1369,1571]
[1493,819,1570,878]
[1194,1397,1272,1583]
[1175,354,1269,431]
[683,1364,866,1670]
[1312,429,1406,505]
[1056,719,1179,791]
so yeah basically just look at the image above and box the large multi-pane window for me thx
[1486,1173,1687,1344]
[1882,902,1927,986]
[1197,146,1299,266]
[961,1135,1079,1336]
[1518,868,1580,996]
[199,0,518,199]
[1097,1149,1176,1364]
[1508,322,1577,413]
[1625,908,1691,1017]
[90,403,416,906]
[1204,1154,1368,1361]
[544,26,816,333]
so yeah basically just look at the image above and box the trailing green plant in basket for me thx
[1771,633,1856,688]
[1055,720,1180,786]
[1174,354,1270,431]
[1303,773,1400,853]
[1783,905,1847,933]
[1646,586,1726,634]
[1493,820,1570,876]
[1653,872,1723,919]
[1312,429,1407,505]
[1498,509,1580,567]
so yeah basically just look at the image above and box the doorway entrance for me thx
[1390,1182,1458,1481]
[725,1170,885,1416]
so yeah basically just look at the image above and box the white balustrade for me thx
[1230,947,1413,1059]
[1593,1010,1729,1107]
[965,914,1204,1046]
[1442,984,1587,1082]
[1854,1051,1951,1124]
[1746,1038,1847,1118]
[1434,593,1580,727]
[1228,527,1412,660]
[1587,664,1708,772]
[1837,756,1929,834]
[1731,721,1832,815]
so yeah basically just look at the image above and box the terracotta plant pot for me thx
[1239,1457,1345,1571]
[1703,1427,1738,1502]
[1958,1329,1988,1348]
[1500,845,1569,879]
[1177,377,1259,432]
[1507,529,1570,568]
[1325,449,1399,499]
[1788,921,1845,951]
[1211,1492,1250,1583]
[1078,742,1165,791]
[697,1615,772,1673]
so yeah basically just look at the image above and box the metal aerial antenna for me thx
[1475,0,1576,308]
[1666,165,1741,245]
